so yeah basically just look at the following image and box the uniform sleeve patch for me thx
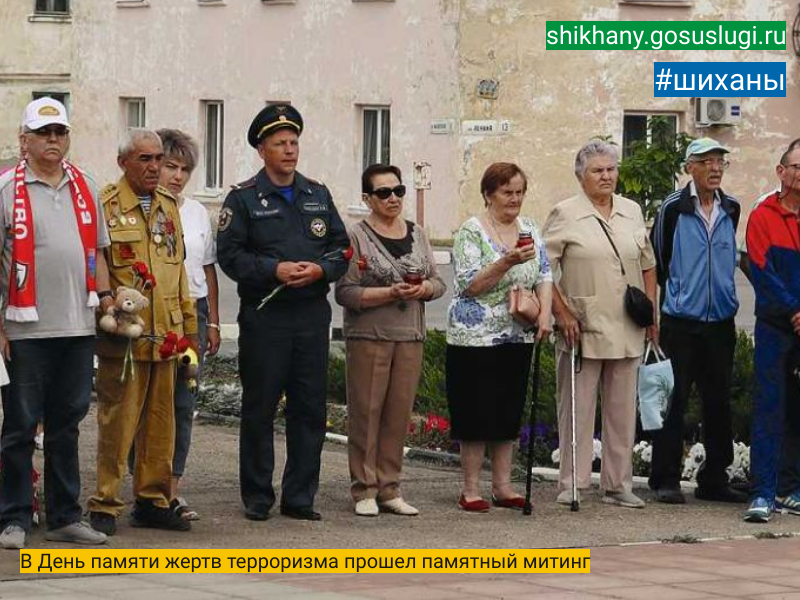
[218,207,234,232]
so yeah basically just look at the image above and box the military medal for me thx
[108,218,118,228]
[119,215,129,225]
[129,216,137,225]
[153,234,163,245]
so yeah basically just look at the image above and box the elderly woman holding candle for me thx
[335,164,446,517]
[446,162,553,513]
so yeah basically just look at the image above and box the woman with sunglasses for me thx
[335,164,446,517]
[446,162,553,512]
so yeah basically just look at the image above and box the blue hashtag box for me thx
[654,62,786,98]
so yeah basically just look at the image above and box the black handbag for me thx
[595,218,654,328]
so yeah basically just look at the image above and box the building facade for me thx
[1,0,797,238]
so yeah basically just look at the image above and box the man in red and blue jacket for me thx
[744,143,800,523]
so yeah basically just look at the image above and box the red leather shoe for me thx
[458,495,490,513]
[491,495,526,510]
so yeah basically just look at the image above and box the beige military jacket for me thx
[543,192,656,360]
[96,176,197,362]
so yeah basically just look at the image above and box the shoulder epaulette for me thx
[231,177,256,191]
[156,185,177,201]
[306,177,326,188]
[99,184,119,203]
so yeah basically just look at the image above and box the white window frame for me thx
[361,106,391,171]
[35,0,69,14]
[203,101,225,191]
[121,97,146,130]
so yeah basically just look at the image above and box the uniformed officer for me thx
[217,105,349,521]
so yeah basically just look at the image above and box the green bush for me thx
[327,353,347,405]
[202,328,756,448]
[415,329,449,415]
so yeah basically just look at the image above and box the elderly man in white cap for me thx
[648,137,747,505]
[0,97,111,549]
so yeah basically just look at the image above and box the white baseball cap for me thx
[22,97,71,131]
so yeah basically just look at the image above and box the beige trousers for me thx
[87,358,176,516]
[346,339,423,503]
[556,350,639,494]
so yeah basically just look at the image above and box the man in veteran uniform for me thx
[0,98,109,549]
[217,104,349,521]
[87,129,197,536]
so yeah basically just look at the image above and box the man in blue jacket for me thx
[649,138,747,504]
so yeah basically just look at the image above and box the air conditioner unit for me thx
[695,97,741,127]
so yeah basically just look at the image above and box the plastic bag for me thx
[637,341,674,431]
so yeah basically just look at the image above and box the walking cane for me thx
[569,342,580,512]
[523,338,543,516]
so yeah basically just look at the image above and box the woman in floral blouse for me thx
[446,162,553,512]
[335,164,446,518]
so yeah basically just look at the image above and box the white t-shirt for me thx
[179,197,216,299]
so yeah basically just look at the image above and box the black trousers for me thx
[0,336,94,531]
[649,316,736,491]
[237,298,330,511]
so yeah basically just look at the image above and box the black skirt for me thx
[445,343,534,441]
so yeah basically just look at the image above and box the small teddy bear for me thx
[98,286,150,339]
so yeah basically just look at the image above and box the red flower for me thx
[423,414,451,434]
[175,336,190,353]
[159,331,179,359]
[132,262,149,277]
[342,246,355,261]
[164,220,176,235]
[356,255,368,271]
[144,274,157,289]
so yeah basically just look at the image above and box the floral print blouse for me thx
[446,216,552,347]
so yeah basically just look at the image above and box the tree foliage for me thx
[617,116,694,222]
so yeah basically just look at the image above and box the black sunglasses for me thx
[30,125,69,137]
[370,185,406,200]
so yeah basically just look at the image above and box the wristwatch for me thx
[207,323,221,331]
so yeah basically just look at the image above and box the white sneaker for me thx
[0,524,26,550]
[378,497,419,516]
[45,521,107,545]
[354,499,379,517]
[556,489,581,506]
[602,490,645,509]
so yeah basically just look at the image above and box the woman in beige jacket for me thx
[544,141,658,509]
[335,164,446,517]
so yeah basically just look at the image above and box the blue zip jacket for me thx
[651,183,740,321]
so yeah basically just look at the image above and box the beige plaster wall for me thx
[456,0,799,235]
[0,1,73,166]
[62,0,461,238]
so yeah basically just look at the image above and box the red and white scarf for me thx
[7,160,99,322]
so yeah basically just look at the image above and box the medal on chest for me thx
[152,209,178,257]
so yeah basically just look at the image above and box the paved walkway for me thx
[2,538,800,599]
[2,412,799,598]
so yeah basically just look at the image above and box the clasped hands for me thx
[276,261,325,288]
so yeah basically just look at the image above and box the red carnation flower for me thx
[175,336,190,353]
[356,255,368,271]
[342,246,355,261]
